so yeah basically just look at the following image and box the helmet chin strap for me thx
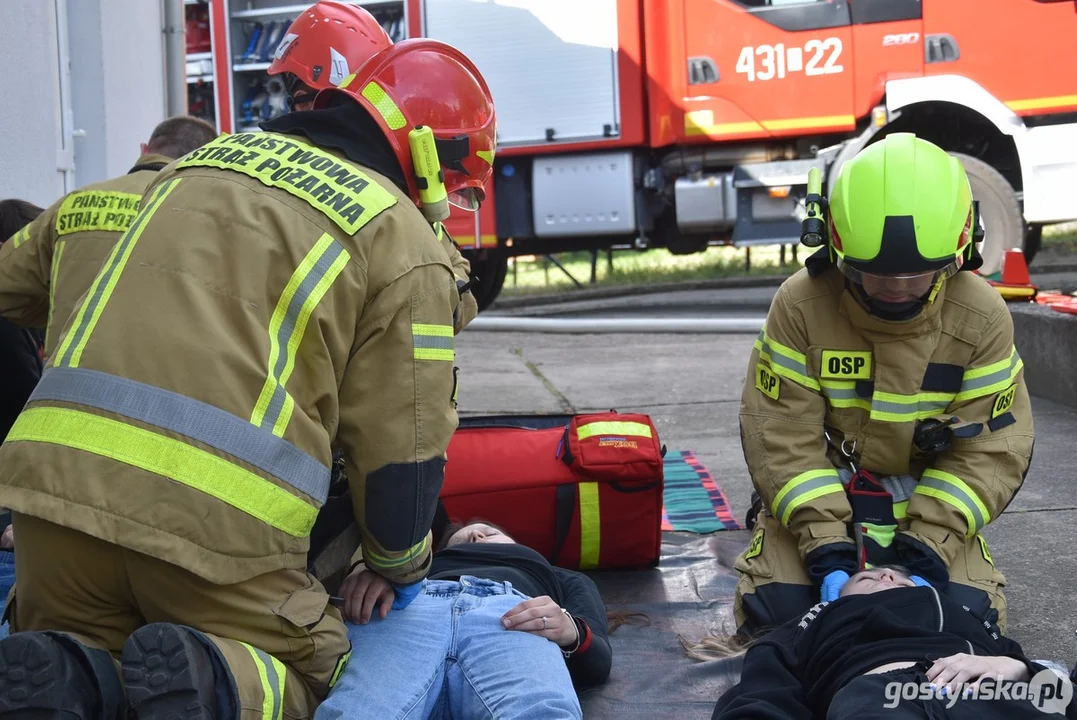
[850,282,927,322]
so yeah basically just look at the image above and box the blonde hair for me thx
[678,631,756,662]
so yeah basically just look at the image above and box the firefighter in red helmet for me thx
[0,37,495,720]
[312,38,497,218]
[267,0,392,112]
[268,2,480,331]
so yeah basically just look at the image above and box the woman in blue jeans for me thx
[314,520,612,719]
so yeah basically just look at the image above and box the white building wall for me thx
[98,0,167,180]
[0,0,66,208]
[0,0,168,212]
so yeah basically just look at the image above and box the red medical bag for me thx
[439,412,664,570]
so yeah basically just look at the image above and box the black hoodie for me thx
[713,586,1055,719]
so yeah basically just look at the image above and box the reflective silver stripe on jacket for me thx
[29,366,331,502]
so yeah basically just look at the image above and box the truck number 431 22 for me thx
[735,38,844,82]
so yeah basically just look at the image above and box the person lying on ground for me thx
[314,520,612,720]
[711,565,1076,720]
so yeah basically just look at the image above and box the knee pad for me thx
[0,630,125,719]
[122,623,238,720]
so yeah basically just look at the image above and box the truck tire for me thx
[951,153,1024,277]
[466,251,508,312]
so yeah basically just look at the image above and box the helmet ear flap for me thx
[971,199,985,240]
[966,199,984,262]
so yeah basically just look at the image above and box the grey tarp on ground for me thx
[579,531,751,720]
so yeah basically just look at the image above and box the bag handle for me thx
[608,478,663,493]
[548,483,577,565]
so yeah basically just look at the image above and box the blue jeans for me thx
[0,551,14,640]
[314,576,582,720]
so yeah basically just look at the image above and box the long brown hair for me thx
[0,199,44,243]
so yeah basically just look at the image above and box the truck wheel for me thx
[466,251,508,312]
[951,153,1024,277]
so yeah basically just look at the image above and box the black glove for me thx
[892,532,950,591]
[804,543,859,589]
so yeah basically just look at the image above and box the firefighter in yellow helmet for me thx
[265,0,479,333]
[0,38,495,719]
[734,133,1033,636]
[0,116,218,358]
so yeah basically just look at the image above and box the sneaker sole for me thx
[121,624,216,720]
[0,633,94,719]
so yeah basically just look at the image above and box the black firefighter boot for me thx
[0,630,126,719]
[121,623,237,719]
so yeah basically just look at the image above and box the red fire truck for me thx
[197,0,1077,310]
[426,0,1077,308]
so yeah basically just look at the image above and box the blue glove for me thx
[389,580,424,610]
[820,570,851,602]
[909,575,932,588]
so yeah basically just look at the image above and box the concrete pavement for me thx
[455,329,1077,664]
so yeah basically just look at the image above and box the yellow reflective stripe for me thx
[46,239,67,344]
[55,191,141,236]
[241,643,285,720]
[251,233,351,436]
[820,379,871,411]
[577,421,653,441]
[176,133,397,236]
[754,327,820,391]
[772,469,843,526]
[363,535,430,570]
[361,81,407,130]
[821,382,955,421]
[915,469,990,536]
[7,407,317,538]
[54,178,181,369]
[10,225,31,248]
[956,348,1023,402]
[893,500,909,520]
[861,522,896,548]
[413,323,454,362]
[329,650,351,689]
[579,482,601,570]
[413,323,453,336]
[865,389,949,419]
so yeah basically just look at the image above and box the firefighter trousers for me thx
[5,513,351,719]
[732,511,1008,636]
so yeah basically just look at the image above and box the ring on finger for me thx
[541,616,548,630]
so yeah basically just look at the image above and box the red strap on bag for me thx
[558,412,664,484]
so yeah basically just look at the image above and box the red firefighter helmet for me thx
[267,1,392,108]
[313,38,496,211]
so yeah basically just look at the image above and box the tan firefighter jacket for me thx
[739,264,1034,571]
[0,131,460,586]
[434,221,478,333]
[0,154,174,358]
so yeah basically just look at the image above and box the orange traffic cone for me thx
[1001,248,1032,285]
[988,248,1037,301]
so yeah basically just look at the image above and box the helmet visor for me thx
[448,187,483,212]
[839,255,964,302]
